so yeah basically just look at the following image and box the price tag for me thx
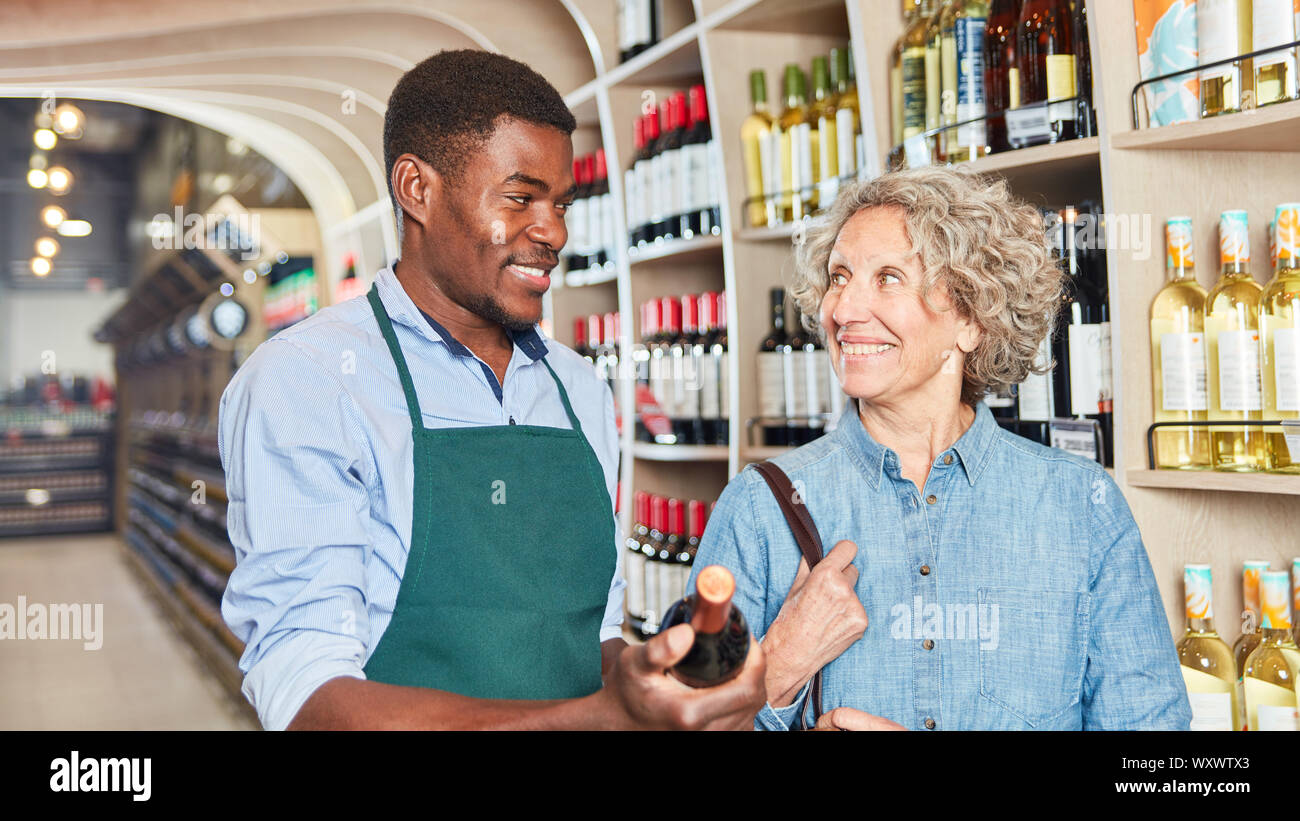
[1049,419,1100,463]
[1283,420,1300,461]
[1004,105,1052,148]
[903,135,931,169]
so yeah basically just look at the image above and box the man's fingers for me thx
[842,562,860,587]
[824,540,858,571]
[636,623,695,673]
[787,556,811,595]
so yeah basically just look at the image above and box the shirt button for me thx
[924,718,936,730]
[919,565,931,576]
[943,454,953,465]
[926,494,937,505]
[923,639,935,650]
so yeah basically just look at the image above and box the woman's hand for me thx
[814,707,907,731]
[761,540,869,708]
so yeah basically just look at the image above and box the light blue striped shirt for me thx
[219,265,625,730]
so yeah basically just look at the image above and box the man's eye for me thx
[557,202,572,213]
[507,195,530,205]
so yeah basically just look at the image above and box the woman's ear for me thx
[955,316,983,354]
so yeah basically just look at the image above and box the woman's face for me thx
[820,206,981,407]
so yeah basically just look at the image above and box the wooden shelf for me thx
[562,266,618,287]
[1111,99,1300,152]
[633,443,729,461]
[965,135,1099,175]
[710,0,848,34]
[602,24,703,89]
[735,218,817,242]
[1126,469,1300,495]
[628,234,724,264]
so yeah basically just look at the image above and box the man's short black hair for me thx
[383,49,576,206]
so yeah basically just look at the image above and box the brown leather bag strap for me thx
[753,461,824,727]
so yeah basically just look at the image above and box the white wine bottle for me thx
[1253,0,1298,107]
[939,0,990,163]
[1206,210,1265,471]
[1261,204,1300,472]
[1150,217,1211,469]
[1233,559,1271,730]
[740,70,777,229]
[1199,0,1253,117]
[1176,565,1239,730]
[1243,570,1299,730]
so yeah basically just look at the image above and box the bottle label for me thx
[1273,327,1300,411]
[1181,668,1234,731]
[1216,329,1264,411]
[676,346,701,418]
[836,107,857,178]
[789,122,813,201]
[650,348,672,415]
[1256,703,1300,731]
[1253,0,1297,65]
[587,190,604,257]
[1045,53,1077,123]
[602,193,616,256]
[783,347,804,417]
[1198,0,1239,70]
[1018,335,1055,421]
[759,130,782,198]
[700,349,721,419]
[624,168,640,234]
[1161,332,1209,411]
[643,557,660,629]
[718,349,730,419]
[1008,66,1021,109]
[569,197,588,258]
[1068,323,1105,416]
[681,142,709,215]
[802,349,824,417]
[707,139,722,214]
[1166,218,1195,269]
[955,17,988,148]
[661,147,682,220]
[757,351,787,418]
[820,348,838,416]
[902,47,927,135]
[636,159,654,228]
[925,41,941,130]
[1246,676,1299,730]
[625,548,645,616]
[1099,321,1113,412]
[1184,565,1215,618]
[817,114,839,206]
[635,383,673,440]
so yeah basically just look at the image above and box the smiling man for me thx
[218,50,765,730]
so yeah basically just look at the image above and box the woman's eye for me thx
[879,271,901,285]
[830,271,848,286]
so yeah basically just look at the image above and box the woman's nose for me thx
[831,277,875,328]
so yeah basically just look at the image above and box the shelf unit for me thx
[0,412,114,539]
[550,0,1300,642]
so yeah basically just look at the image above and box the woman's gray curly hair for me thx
[790,165,1064,408]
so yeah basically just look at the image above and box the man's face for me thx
[424,117,575,331]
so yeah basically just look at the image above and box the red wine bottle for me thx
[661,565,750,687]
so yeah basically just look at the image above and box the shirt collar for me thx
[833,398,998,489]
[374,264,548,362]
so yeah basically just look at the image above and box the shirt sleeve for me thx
[1080,468,1193,730]
[219,338,378,731]
[690,469,807,730]
[597,380,625,642]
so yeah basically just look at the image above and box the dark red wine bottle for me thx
[660,565,750,688]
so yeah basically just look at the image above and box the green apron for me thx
[362,285,614,699]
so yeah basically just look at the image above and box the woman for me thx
[693,166,1191,731]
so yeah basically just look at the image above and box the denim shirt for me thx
[691,401,1192,731]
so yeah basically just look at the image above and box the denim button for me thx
[924,718,936,730]
[923,639,935,650]
[926,494,937,505]
[943,454,953,465]
[920,565,931,576]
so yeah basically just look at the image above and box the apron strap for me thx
[540,358,583,434]
[368,284,425,429]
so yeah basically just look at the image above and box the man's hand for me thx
[761,540,869,707]
[814,707,907,731]
[597,623,767,730]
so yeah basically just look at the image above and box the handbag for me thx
[753,460,825,727]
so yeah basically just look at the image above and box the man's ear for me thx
[392,153,441,231]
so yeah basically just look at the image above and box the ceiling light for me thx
[35,237,60,257]
[53,104,84,135]
[226,138,248,156]
[212,173,233,193]
[57,220,92,237]
[27,168,48,188]
[34,129,57,150]
[41,206,67,228]
[31,257,52,277]
[46,166,73,194]
[29,153,47,170]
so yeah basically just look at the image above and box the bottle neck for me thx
[1259,627,1292,645]
[1185,615,1216,634]
[1219,261,1251,278]
[1166,263,1196,282]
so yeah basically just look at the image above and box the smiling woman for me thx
[689,165,1193,731]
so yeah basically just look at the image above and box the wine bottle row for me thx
[993,202,1113,466]
[1178,561,1300,731]
[755,287,843,447]
[739,46,864,229]
[615,0,660,64]
[625,85,723,251]
[562,150,618,276]
[624,491,712,637]
[1150,206,1300,472]
[889,0,1095,165]
[634,292,730,446]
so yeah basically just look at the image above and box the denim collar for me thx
[375,264,548,361]
[834,398,998,489]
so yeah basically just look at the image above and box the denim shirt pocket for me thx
[977,587,1090,728]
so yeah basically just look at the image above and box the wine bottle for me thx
[669,295,698,445]
[1199,0,1252,118]
[1017,0,1077,143]
[759,287,791,446]
[1261,203,1300,472]
[591,149,613,270]
[566,156,589,272]
[924,1,946,160]
[625,491,651,628]
[574,318,592,363]
[630,115,651,248]
[777,64,815,222]
[602,311,620,400]
[984,0,1021,153]
[1150,217,1211,469]
[1206,210,1265,471]
[1052,207,1109,454]
[1074,0,1095,137]
[1177,564,1240,731]
[809,55,839,209]
[1254,0,1297,107]
[902,0,938,149]
[620,0,660,63]
[941,0,991,163]
[1242,570,1299,730]
[717,291,731,445]
[741,70,777,229]
[649,101,673,243]
[1233,560,1271,729]
[664,498,689,608]
[635,301,656,442]
[642,494,670,635]
[657,93,685,244]
[890,3,912,149]
[682,85,711,239]
[686,499,707,563]
[698,292,721,445]
[660,564,751,688]
[831,46,861,187]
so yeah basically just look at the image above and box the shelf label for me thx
[1004,105,1052,148]
[1049,418,1100,463]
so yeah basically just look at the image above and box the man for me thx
[219,49,765,730]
